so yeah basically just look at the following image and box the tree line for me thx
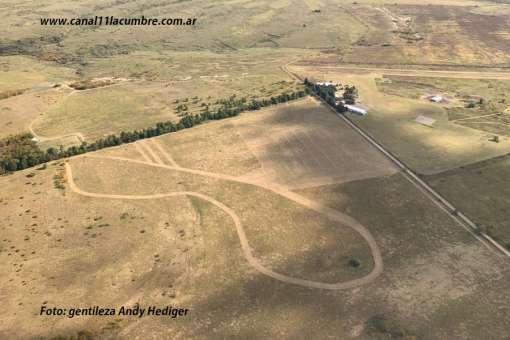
[303,78,359,112]
[0,89,307,174]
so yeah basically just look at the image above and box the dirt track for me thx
[291,64,510,80]
[27,90,85,144]
[63,139,384,290]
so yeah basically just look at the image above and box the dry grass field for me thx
[14,49,307,147]
[1,100,509,339]
[426,155,510,248]
[0,56,75,92]
[2,0,508,66]
[231,98,396,188]
[376,75,510,135]
[338,3,510,66]
[0,88,66,140]
[351,74,510,248]
[2,0,510,338]
[32,82,179,141]
[152,98,397,186]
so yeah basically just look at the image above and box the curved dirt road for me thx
[28,91,85,144]
[27,80,138,144]
[65,155,384,290]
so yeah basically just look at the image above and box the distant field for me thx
[0,56,75,91]
[376,75,510,136]
[1,0,508,67]
[24,49,305,145]
[0,89,65,139]
[290,64,510,174]
[32,82,178,140]
[337,3,510,65]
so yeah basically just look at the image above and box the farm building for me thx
[345,104,368,116]
[430,95,443,103]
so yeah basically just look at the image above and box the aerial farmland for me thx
[1,0,509,339]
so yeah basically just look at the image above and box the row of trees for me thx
[0,90,307,173]
[303,78,360,111]
[0,134,47,174]
[303,78,347,113]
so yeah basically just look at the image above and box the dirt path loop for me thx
[65,151,384,290]
[27,79,140,144]
[28,89,85,144]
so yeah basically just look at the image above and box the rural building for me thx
[430,95,443,103]
[345,104,368,116]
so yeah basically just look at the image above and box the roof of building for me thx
[415,115,436,127]
[345,104,368,114]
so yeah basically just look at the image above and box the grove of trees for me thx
[304,78,347,113]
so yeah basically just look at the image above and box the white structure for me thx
[345,104,368,116]
[415,115,436,127]
[316,81,335,86]
[430,95,443,103]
